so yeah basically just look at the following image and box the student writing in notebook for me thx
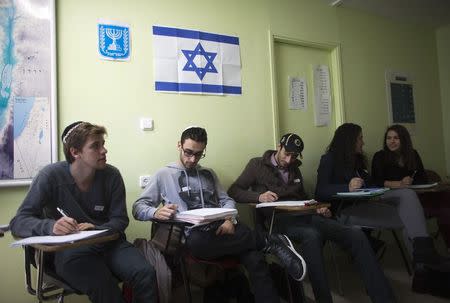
[315,123,450,297]
[372,124,450,254]
[133,126,306,303]
[228,133,395,303]
[9,121,157,303]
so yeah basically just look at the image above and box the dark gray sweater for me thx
[10,161,129,237]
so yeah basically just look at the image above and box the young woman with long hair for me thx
[315,123,450,296]
[372,124,450,252]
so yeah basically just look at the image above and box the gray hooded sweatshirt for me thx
[133,162,235,221]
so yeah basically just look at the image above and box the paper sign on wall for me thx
[289,76,307,110]
[313,65,331,126]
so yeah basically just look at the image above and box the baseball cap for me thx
[280,133,304,157]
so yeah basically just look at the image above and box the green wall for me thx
[436,25,450,178]
[0,1,447,302]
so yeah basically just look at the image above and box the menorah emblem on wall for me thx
[98,23,130,61]
[106,28,123,51]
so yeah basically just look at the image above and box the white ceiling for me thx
[322,0,450,29]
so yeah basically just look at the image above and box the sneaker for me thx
[265,234,307,281]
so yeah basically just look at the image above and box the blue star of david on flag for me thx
[182,43,218,80]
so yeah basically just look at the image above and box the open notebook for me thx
[11,230,109,247]
[336,187,389,197]
[174,208,238,224]
[408,182,438,189]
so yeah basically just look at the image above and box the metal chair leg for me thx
[328,242,344,296]
[179,256,192,303]
[391,230,413,276]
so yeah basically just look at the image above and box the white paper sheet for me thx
[175,208,238,224]
[256,200,317,208]
[313,65,331,126]
[289,76,307,110]
[408,182,438,189]
[11,230,109,247]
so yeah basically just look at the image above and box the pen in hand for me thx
[411,170,417,179]
[54,207,79,235]
[57,207,68,217]
[160,194,179,214]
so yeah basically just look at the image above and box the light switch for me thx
[140,118,153,131]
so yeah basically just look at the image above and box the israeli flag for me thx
[153,26,241,95]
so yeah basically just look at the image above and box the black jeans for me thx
[54,238,157,303]
[186,223,280,303]
[275,215,395,303]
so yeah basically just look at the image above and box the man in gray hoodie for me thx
[133,126,306,303]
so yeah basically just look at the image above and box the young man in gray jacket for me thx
[228,133,396,303]
[10,121,157,303]
[133,126,306,303]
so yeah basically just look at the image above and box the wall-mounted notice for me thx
[289,76,307,110]
[385,71,416,127]
[313,65,331,126]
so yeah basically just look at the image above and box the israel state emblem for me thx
[98,22,130,61]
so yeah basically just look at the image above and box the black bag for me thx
[412,267,450,298]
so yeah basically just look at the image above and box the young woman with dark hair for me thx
[315,123,450,296]
[372,124,450,252]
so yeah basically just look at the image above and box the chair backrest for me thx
[425,169,442,183]
[150,221,185,255]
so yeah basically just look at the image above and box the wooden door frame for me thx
[268,31,346,147]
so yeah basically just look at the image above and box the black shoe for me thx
[412,267,450,298]
[265,234,306,281]
[413,237,450,272]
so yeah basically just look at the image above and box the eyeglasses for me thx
[181,147,206,159]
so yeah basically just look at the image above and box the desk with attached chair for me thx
[18,232,119,303]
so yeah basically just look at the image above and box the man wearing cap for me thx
[228,133,396,303]
[10,121,157,303]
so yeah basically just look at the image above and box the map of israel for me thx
[0,1,53,182]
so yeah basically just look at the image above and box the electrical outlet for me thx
[139,175,151,188]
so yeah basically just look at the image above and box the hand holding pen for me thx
[154,194,178,220]
[349,170,365,192]
[53,207,79,235]
[401,170,416,187]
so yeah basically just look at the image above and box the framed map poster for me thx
[0,0,57,187]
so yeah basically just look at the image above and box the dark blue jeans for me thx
[275,215,395,303]
[186,223,280,303]
[54,238,157,303]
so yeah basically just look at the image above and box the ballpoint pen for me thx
[161,194,179,213]
[56,207,68,217]
[411,170,417,179]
